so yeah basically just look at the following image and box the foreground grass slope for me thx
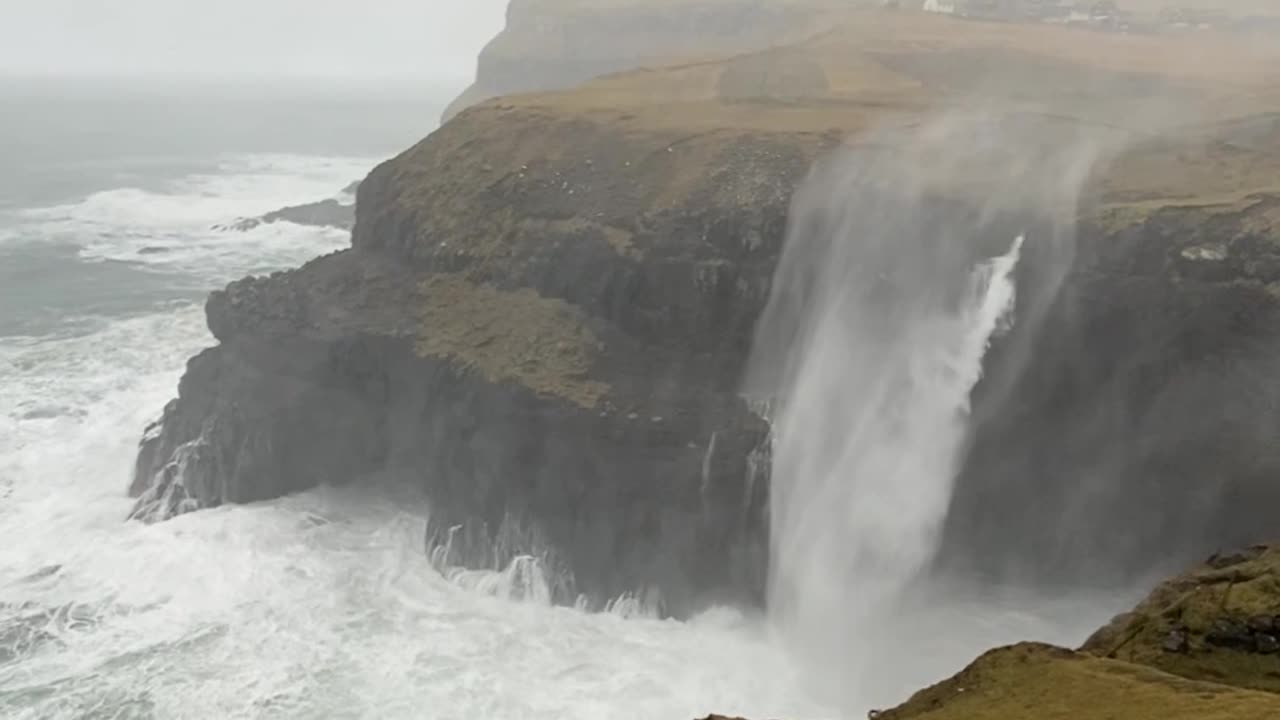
[701,546,1280,719]
[879,546,1280,718]
[877,642,1280,720]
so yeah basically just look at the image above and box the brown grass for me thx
[880,642,1280,720]
[415,275,609,409]
[459,9,1280,216]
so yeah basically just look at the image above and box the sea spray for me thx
[747,112,1113,710]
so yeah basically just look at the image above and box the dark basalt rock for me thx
[940,197,1280,587]
[1209,547,1269,569]
[1206,619,1257,650]
[1256,634,1280,655]
[130,242,773,613]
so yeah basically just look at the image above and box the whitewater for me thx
[0,94,1137,718]
[0,144,830,719]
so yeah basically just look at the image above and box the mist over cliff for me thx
[0,0,508,86]
[5,0,1279,718]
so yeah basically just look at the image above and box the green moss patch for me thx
[415,275,609,409]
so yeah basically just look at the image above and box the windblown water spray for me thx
[747,112,1115,710]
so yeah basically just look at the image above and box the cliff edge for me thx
[441,0,850,121]
[132,11,1280,614]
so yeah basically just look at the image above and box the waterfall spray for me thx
[746,112,1112,710]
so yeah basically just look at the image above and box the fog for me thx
[0,0,508,91]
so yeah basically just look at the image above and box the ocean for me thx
[0,78,823,720]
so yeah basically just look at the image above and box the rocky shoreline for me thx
[213,181,360,233]
[129,3,1280,714]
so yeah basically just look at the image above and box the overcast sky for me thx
[0,0,509,89]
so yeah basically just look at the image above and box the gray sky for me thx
[0,0,508,88]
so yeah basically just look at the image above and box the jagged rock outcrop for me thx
[134,11,1280,613]
[441,0,847,121]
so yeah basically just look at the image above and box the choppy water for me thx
[0,82,827,720]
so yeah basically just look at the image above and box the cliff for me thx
[132,10,1280,615]
[441,0,851,121]
[443,0,1280,124]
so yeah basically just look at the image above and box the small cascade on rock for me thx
[128,431,210,523]
[425,513,577,605]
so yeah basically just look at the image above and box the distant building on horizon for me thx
[923,0,1112,24]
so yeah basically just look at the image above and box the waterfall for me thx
[766,231,1023,616]
[746,112,1111,709]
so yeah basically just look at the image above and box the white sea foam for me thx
[10,153,370,284]
[0,154,827,720]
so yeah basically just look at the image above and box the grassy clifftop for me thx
[433,10,1280,219]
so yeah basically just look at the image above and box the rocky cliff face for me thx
[133,11,1280,614]
[131,101,835,613]
[945,189,1280,587]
